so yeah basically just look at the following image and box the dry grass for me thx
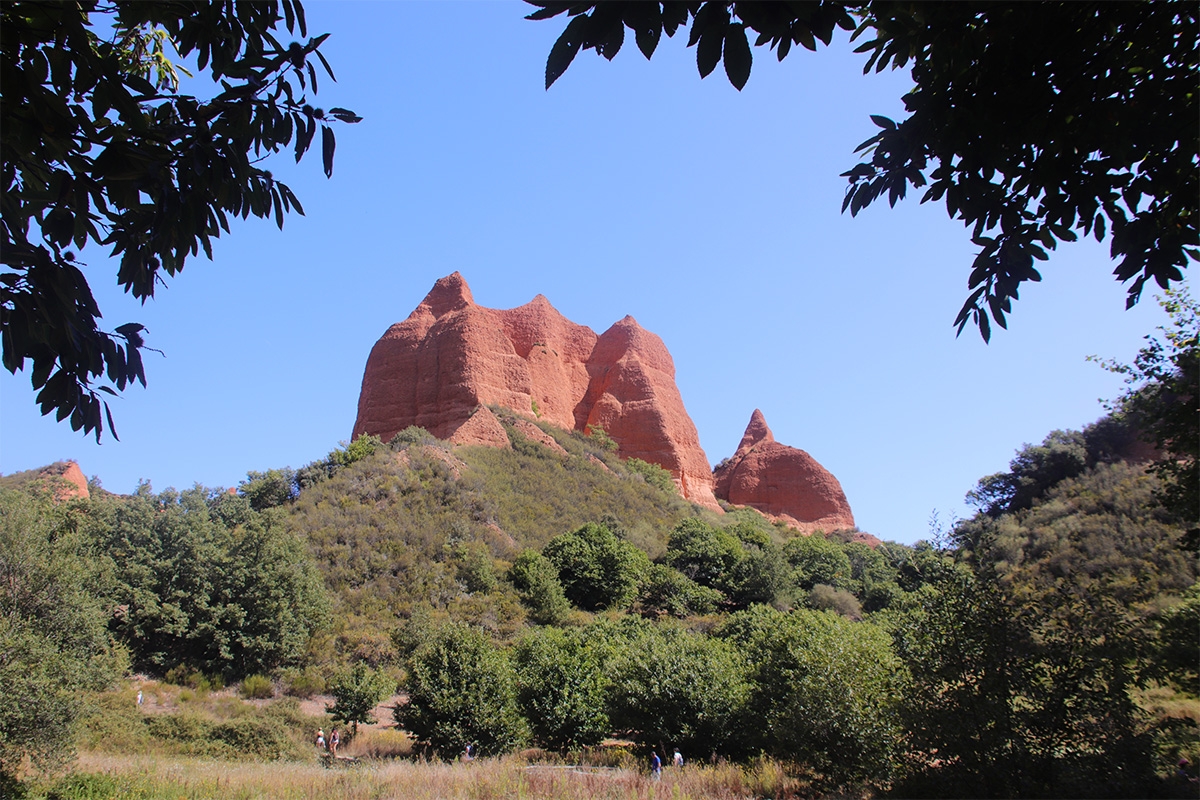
[51,751,833,800]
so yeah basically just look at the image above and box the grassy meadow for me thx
[14,682,835,800]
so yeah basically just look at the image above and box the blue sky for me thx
[0,2,1179,544]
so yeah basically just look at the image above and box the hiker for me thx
[673,749,683,768]
[650,750,662,780]
[136,689,143,707]
[316,728,326,750]
[329,728,340,757]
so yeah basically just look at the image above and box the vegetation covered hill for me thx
[3,294,1197,798]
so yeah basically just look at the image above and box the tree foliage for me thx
[543,522,650,611]
[0,488,123,777]
[529,2,1197,340]
[396,623,527,757]
[1095,289,1199,534]
[719,604,905,785]
[512,626,609,751]
[606,623,749,756]
[87,485,328,679]
[1,1,360,439]
[327,661,393,736]
[507,550,571,625]
[899,460,1199,797]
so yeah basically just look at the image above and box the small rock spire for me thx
[736,409,774,454]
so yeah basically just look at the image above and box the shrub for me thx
[625,458,675,494]
[280,666,326,698]
[239,674,274,699]
[507,550,570,625]
[390,426,436,449]
[808,584,863,620]
[212,716,295,759]
[513,627,609,751]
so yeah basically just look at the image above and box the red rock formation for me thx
[37,461,90,502]
[354,273,719,509]
[447,406,511,449]
[713,410,855,534]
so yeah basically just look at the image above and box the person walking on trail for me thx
[329,729,340,757]
[316,728,326,750]
[673,748,683,768]
[650,750,662,780]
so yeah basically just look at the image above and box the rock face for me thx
[38,460,90,502]
[353,273,719,509]
[713,410,855,534]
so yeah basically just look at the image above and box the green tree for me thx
[396,623,527,757]
[507,549,570,625]
[87,485,328,679]
[899,460,1197,797]
[625,457,675,494]
[636,562,722,618]
[607,623,749,755]
[529,2,1196,339]
[965,430,1089,519]
[2,1,360,439]
[238,468,297,511]
[543,522,649,611]
[0,489,124,777]
[512,627,609,751]
[327,661,393,737]
[719,604,906,786]
[1094,289,1199,536]
[664,518,742,591]
[782,532,850,591]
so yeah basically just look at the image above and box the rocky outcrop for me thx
[353,273,719,509]
[39,461,90,502]
[713,410,855,534]
[447,406,511,449]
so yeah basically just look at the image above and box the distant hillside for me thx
[283,414,727,659]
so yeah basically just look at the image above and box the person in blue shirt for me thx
[650,750,662,780]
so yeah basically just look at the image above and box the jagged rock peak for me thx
[736,409,775,453]
[714,410,854,535]
[353,274,719,510]
[421,271,474,317]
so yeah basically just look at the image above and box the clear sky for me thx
[0,2,1181,544]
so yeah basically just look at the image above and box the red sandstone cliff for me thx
[353,273,719,510]
[713,409,855,534]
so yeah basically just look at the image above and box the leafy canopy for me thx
[1,1,360,440]
[529,2,1197,340]
[0,489,124,777]
[1094,289,1199,534]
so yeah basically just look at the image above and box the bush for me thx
[625,458,675,494]
[280,666,326,698]
[390,426,437,449]
[808,584,863,620]
[239,674,274,699]
[507,550,570,625]
[513,627,609,751]
[212,716,294,759]
[544,522,650,611]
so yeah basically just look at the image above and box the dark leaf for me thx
[696,28,724,79]
[321,126,335,178]
[546,14,589,88]
[722,23,752,90]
